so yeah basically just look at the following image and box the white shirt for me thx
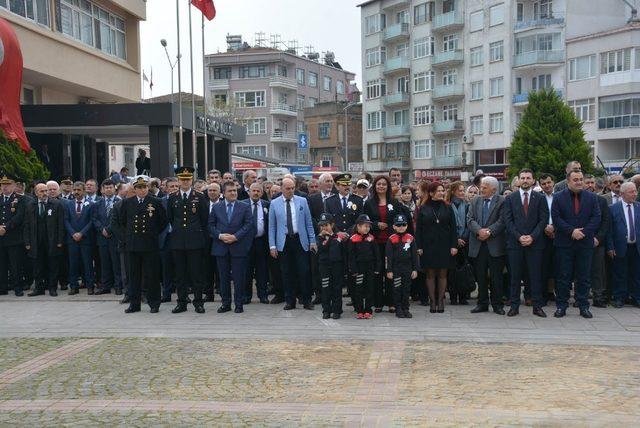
[284,196,298,234]
[623,202,636,243]
[612,193,621,205]
[181,189,191,200]
[251,199,265,237]
[209,200,217,214]
[544,192,553,224]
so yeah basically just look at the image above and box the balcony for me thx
[433,10,464,32]
[209,79,229,90]
[600,70,640,87]
[383,56,411,75]
[269,75,297,90]
[383,23,410,43]
[383,125,411,139]
[270,103,298,117]
[270,131,297,143]
[512,89,563,105]
[513,14,565,33]
[432,84,465,102]
[383,92,410,108]
[385,159,411,169]
[434,156,463,168]
[382,0,409,11]
[432,50,464,68]
[432,120,464,135]
[513,50,565,68]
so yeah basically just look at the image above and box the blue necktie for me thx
[482,199,490,227]
[227,203,233,223]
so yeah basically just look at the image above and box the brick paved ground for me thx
[1,295,640,426]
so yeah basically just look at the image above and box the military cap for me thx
[0,173,16,185]
[356,179,370,188]
[334,173,353,186]
[132,175,150,188]
[318,212,334,226]
[175,166,195,180]
[355,214,373,225]
[393,214,408,226]
[60,175,73,185]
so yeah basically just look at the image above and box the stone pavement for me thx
[1,293,640,426]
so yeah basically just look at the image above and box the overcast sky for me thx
[140,0,363,99]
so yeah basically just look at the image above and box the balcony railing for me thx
[512,89,563,105]
[432,84,465,101]
[433,10,464,32]
[514,14,565,32]
[270,103,298,115]
[434,156,463,168]
[383,125,411,138]
[269,75,297,89]
[385,159,410,169]
[433,50,464,67]
[271,131,297,142]
[209,79,229,90]
[433,120,464,135]
[513,49,565,67]
[383,23,410,42]
[383,56,411,74]
[383,92,410,107]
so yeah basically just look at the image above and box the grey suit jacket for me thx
[467,194,506,258]
[602,192,622,206]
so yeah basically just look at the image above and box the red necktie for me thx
[573,192,580,215]
[523,192,529,216]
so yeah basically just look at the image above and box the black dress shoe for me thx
[579,308,593,319]
[283,303,295,310]
[125,305,141,313]
[396,312,406,318]
[470,305,489,313]
[507,308,519,317]
[405,311,413,318]
[172,305,187,314]
[322,312,330,319]
[217,305,231,313]
[150,306,159,313]
[87,288,95,295]
[120,296,131,304]
[115,289,123,296]
[194,305,205,314]
[554,308,566,318]
[493,307,506,315]
[28,289,45,297]
[14,290,24,297]
[68,289,79,295]
[533,307,547,318]
[303,303,314,310]
[270,297,284,304]
[332,313,341,320]
[49,290,58,297]
[160,296,171,303]
[592,300,607,308]
[95,289,111,295]
[60,284,68,291]
[234,306,244,313]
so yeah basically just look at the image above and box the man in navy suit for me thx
[502,169,549,317]
[268,177,317,310]
[551,169,601,318]
[64,181,95,295]
[242,183,270,304]
[92,179,121,295]
[209,181,255,313]
[607,182,640,308]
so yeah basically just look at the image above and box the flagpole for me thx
[176,0,184,164]
[202,14,209,174]
[188,0,197,175]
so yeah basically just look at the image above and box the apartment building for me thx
[359,0,639,181]
[204,39,356,163]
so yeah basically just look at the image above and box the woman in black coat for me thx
[416,181,458,313]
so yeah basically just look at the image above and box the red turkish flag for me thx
[191,0,216,20]
[0,18,30,151]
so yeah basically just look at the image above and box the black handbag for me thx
[455,262,476,294]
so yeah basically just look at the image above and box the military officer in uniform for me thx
[120,175,168,313]
[167,167,209,314]
[325,173,363,232]
[0,174,26,296]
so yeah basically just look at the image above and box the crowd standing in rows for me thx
[1,159,640,320]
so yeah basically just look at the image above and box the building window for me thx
[413,139,434,159]
[212,94,227,108]
[471,81,483,100]
[367,111,386,131]
[479,149,507,165]
[323,76,332,92]
[366,47,387,67]
[2,0,50,26]
[516,2,524,21]
[308,97,318,108]
[442,139,459,157]
[393,110,409,126]
[601,48,632,74]
[489,3,504,26]
[443,0,455,13]
[535,0,554,19]
[489,41,504,62]
[336,80,345,94]
[396,9,409,24]
[366,79,386,99]
[471,115,483,135]
[321,155,333,168]
[365,13,386,35]
[470,46,483,67]
[213,67,231,79]
[297,95,305,111]
[309,72,318,87]
[532,74,551,91]
[489,113,504,133]
[569,55,596,81]
[568,98,595,122]
[318,123,330,139]
[240,118,267,135]
[296,68,305,84]
[636,47,640,69]
[598,97,640,129]
[397,76,410,93]
[442,104,458,121]
[413,71,434,92]
[442,69,457,86]
[234,91,265,108]
[442,34,459,52]
[414,2,434,25]
[413,105,434,126]
[368,143,382,160]
[489,77,504,97]
[396,42,409,58]
[413,36,434,59]
[236,145,267,157]
[297,121,305,134]
[239,64,266,78]
[470,10,483,32]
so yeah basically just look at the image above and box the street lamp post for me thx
[160,39,179,105]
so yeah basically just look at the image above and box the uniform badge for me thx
[10,199,17,212]
[192,205,197,214]
[403,242,411,251]
[147,204,155,217]
[347,201,353,209]
[47,209,52,216]
[388,204,394,211]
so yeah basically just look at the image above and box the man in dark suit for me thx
[539,173,557,304]
[0,173,26,296]
[467,176,507,315]
[551,169,601,318]
[159,177,178,303]
[237,170,257,201]
[502,169,549,317]
[209,181,255,313]
[243,182,270,304]
[167,167,209,314]
[204,182,221,302]
[120,175,168,313]
[590,186,611,308]
[325,173,363,233]
[109,184,132,303]
[25,183,65,296]
[607,182,640,308]
[92,179,121,295]
[63,181,95,295]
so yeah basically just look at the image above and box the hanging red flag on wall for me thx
[191,0,216,21]
[0,18,30,151]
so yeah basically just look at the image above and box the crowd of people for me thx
[1,159,640,320]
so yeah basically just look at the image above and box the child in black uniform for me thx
[386,214,419,318]
[348,214,381,319]
[317,213,348,319]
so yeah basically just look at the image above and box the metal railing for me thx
[513,49,565,67]
[433,10,464,31]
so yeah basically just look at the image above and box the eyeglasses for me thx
[611,180,624,184]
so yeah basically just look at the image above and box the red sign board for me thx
[233,161,266,170]
[414,169,462,180]
[313,166,339,172]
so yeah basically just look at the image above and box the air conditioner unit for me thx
[463,135,473,144]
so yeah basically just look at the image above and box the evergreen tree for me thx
[0,131,49,183]
[508,88,593,179]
